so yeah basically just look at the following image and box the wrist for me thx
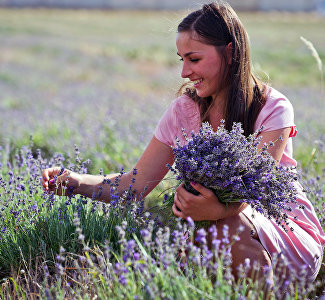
[217,201,247,219]
[213,201,227,221]
[72,173,83,195]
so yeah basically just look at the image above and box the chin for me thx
[196,90,209,98]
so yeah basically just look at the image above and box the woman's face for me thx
[176,31,228,99]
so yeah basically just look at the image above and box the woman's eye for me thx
[178,57,199,62]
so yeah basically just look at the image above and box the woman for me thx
[42,2,324,281]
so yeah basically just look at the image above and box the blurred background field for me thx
[0,8,324,177]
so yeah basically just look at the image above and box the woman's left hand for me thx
[172,182,226,221]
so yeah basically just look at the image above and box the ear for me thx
[225,42,232,65]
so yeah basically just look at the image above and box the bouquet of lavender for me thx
[163,121,299,231]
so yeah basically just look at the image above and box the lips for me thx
[192,79,203,88]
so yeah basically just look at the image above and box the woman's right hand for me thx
[42,167,82,196]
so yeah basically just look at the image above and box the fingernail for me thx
[49,179,55,184]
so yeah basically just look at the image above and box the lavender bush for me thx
[0,215,320,299]
[164,121,299,231]
[298,136,325,295]
[0,143,323,299]
[0,143,149,277]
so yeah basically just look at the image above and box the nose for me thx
[181,61,192,78]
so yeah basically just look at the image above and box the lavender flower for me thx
[167,121,299,230]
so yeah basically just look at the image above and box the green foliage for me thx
[0,193,144,277]
[92,124,143,173]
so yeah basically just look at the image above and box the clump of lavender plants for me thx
[1,217,317,299]
[0,143,323,299]
[298,136,325,294]
[0,143,149,277]
[165,121,299,231]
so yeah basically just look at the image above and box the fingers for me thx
[173,191,191,220]
[42,169,49,191]
[42,169,49,182]
[173,182,219,221]
[176,182,194,198]
[42,167,59,191]
[42,167,69,193]
[176,182,212,198]
[174,185,192,217]
[189,182,215,198]
[173,191,183,211]
[172,203,183,218]
[172,197,187,219]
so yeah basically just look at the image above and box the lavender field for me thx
[0,8,324,299]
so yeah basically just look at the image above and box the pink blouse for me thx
[155,87,325,281]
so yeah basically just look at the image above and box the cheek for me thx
[209,61,226,82]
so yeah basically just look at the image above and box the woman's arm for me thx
[257,127,291,162]
[42,136,174,202]
[172,127,292,221]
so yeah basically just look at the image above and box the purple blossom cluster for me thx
[0,142,146,277]
[0,142,323,297]
[31,218,317,299]
[167,121,299,230]
[0,146,43,234]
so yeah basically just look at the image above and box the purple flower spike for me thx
[195,228,207,244]
[166,121,299,230]
[186,216,195,229]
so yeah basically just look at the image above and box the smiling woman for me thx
[176,31,231,104]
[42,1,325,285]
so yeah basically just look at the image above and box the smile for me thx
[192,79,203,86]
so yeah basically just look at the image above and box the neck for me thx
[208,90,227,130]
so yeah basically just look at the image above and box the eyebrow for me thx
[177,51,200,57]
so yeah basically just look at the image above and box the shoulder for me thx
[176,93,201,128]
[254,86,295,132]
[166,94,200,127]
[155,94,200,146]
[264,86,294,111]
[171,94,199,114]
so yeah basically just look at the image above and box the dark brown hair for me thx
[177,1,266,136]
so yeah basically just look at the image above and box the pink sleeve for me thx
[254,87,297,168]
[254,87,296,133]
[154,99,178,146]
[154,95,200,147]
